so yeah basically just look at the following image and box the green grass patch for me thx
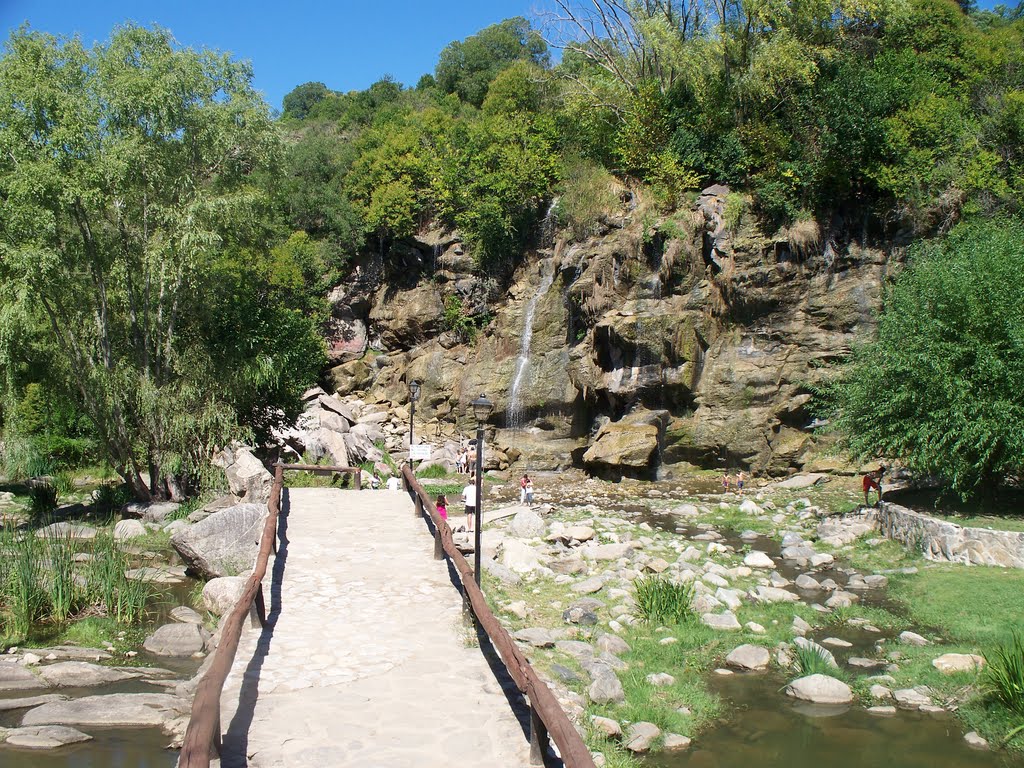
[415,464,450,479]
[635,577,694,624]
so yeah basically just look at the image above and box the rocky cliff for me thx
[321,186,898,478]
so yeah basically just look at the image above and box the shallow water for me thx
[0,727,176,767]
[646,673,1024,768]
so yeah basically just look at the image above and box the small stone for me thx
[591,716,622,738]
[898,631,929,647]
[869,685,892,700]
[659,637,678,645]
[743,551,774,569]
[821,637,853,648]
[792,616,812,636]
[624,722,661,753]
[932,653,984,675]
[964,731,989,749]
[892,688,932,709]
[867,706,897,715]
[646,673,676,686]
[20,653,42,666]
[785,674,853,704]
[701,612,741,631]
[795,574,820,590]
[745,622,766,634]
[713,668,734,676]
[663,733,692,750]
[589,671,625,704]
[726,644,770,671]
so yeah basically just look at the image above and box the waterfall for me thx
[507,260,557,429]
[541,197,559,249]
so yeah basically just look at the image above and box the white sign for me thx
[409,444,432,461]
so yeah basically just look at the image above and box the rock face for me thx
[171,502,268,579]
[785,674,853,704]
[212,444,272,502]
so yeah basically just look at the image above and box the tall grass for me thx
[6,532,46,640]
[415,464,450,479]
[793,643,839,678]
[634,577,695,624]
[87,535,153,623]
[0,435,54,479]
[985,631,1024,715]
[44,531,79,623]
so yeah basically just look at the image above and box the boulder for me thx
[502,539,544,574]
[582,543,634,561]
[113,519,148,541]
[590,716,622,738]
[726,645,770,671]
[932,653,984,675]
[624,722,661,753]
[171,502,268,579]
[1,725,92,749]
[750,586,799,603]
[211,444,272,502]
[20,693,187,727]
[794,637,839,668]
[122,501,181,524]
[170,606,204,625]
[775,473,828,489]
[589,670,625,704]
[964,732,989,750]
[899,631,930,647]
[509,508,545,538]
[785,674,853,704]
[563,525,596,542]
[743,551,774,569]
[583,420,659,473]
[892,688,932,709]
[143,623,211,657]
[35,662,139,688]
[202,576,247,615]
[513,628,558,648]
[0,663,45,691]
[701,612,741,631]
[663,733,692,750]
[596,634,631,655]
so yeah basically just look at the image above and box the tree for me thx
[0,25,320,499]
[831,220,1024,496]
[282,81,331,120]
[436,17,549,107]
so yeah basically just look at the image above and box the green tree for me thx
[436,17,549,107]
[282,81,331,120]
[832,220,1024,496]
[0,25,318,498]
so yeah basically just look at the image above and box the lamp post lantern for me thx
[470,393,493,586]
[408,380,421,466]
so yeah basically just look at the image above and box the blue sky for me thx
[0,0,544,111]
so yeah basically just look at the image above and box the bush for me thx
[557,159,619,240]
[28,481,58,523]
[985,630,1024,715]
[634,577,694,624]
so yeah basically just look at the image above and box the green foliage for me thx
[557,159,620,240]
[415,464,450,479]
[442,295,483,343]
[794,644,841,678]
[831,220,1024,496]
[436,17,548,107]
[985,631,1024,715]
[28,481,58,523]
[634,577,695,624]
[0,25,319,499]
[282,81,331,119]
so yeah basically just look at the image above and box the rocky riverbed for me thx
[467,472,1023,766]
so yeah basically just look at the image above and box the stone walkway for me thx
[218,487,531,768]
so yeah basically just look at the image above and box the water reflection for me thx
[0,727,176,768]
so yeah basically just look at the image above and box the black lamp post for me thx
[408,379,421,466]
[471,393,493,586]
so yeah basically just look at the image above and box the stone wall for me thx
[874,502,1024,569]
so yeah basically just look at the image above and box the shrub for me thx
[634,577,694,624]
[794,643,839,678]
[557,159,619,240]
[28,481,59,523]
[985,630,1024,715]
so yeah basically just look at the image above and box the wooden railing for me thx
[178,461,353,767]
[178,462,595,768]
[402,465,597,768]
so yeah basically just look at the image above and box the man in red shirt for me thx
[862,469,883,506]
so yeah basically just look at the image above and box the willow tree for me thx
[0,25,303,499]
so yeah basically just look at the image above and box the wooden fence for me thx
[176,462,595,768]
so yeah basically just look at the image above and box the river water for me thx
[0,728,177,767]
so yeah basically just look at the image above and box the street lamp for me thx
[408,380,421,466]
[471,393,493,586]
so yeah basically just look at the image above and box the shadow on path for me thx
[220,489,291,767]
[414,503,562,767]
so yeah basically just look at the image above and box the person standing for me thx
[436,494,448,521]
[862,469,883,506]
[525,477,535,505]
[385,475,402,492]
[519,473,530,504]
[462,479,477,531]
[736,471,746,495]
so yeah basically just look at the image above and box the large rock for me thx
[0,662,45,691]
[171,502,268,579]
[502,539,544,574]
[20,693,187,727]
[113,519,148,541]
[509,508,545,538]
[701,612,741,631]
[588,670,625,704]
[932,653,984,675]
[202,576,247,615]
[122,501,181,524]
[35,662,140,688]
[0,725,92,749]
[750,586,799,603]
[726,644,771,671]
[212,444,272,502]
[34,522,97,540]
[583,419,659,474]
[142,623,211,657]
[743,551,774,569]
[624,722,662,753]
[785,674,853,704]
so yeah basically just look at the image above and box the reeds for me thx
[794,643,837,677]
[634,576,695,625]
[985,630,1024,715]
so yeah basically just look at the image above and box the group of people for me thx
[721,471,746,494]
[519,473,534,505]
[454,445,476,474]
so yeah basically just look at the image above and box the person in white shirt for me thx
[385,475,402,492]
[462,481,477,531]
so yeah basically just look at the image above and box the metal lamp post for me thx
[471,393,492,586]
[408,379,421,466]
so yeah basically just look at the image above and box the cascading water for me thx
[506,260,557,429]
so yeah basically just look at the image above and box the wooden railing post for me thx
[433,527,444,560]
[415,495,423,518]
[529,704,548,765]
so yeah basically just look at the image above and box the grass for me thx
[984,631,1024,716]
[635,577,694,624]
[415,464,451,479]
[793,643,842,678]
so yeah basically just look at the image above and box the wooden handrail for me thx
[401,465,597,768]
[178,462,284,768]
